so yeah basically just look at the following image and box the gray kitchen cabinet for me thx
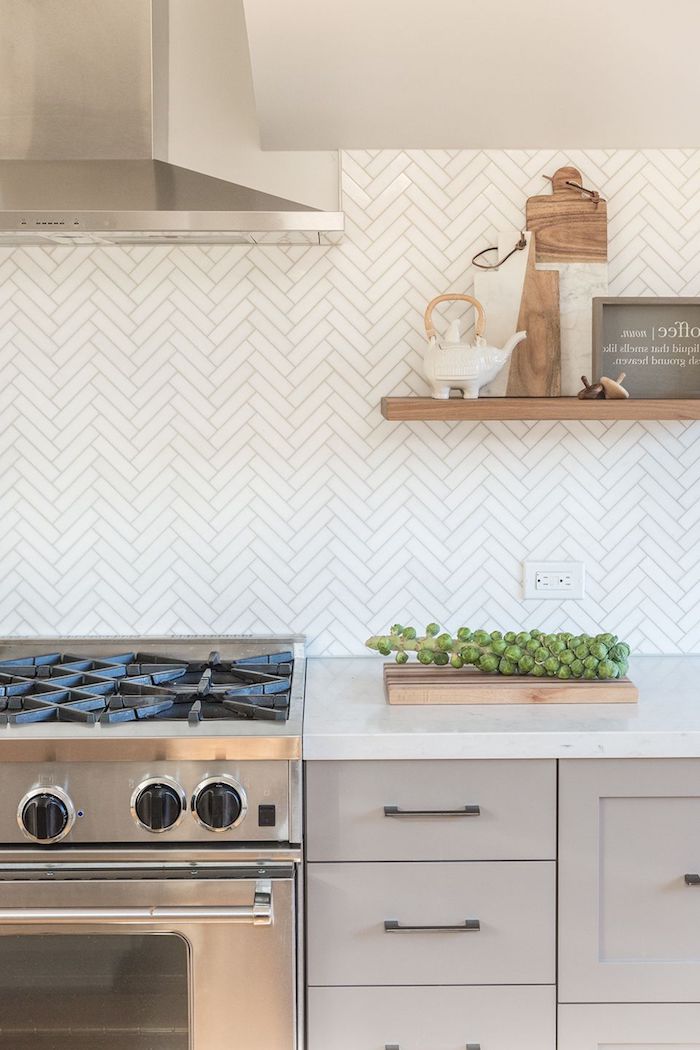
[306,759,556,861]
[308,986,556,1050]
[558,1004,700,1048]
[306,859,555,986]
[560,758,700,1003]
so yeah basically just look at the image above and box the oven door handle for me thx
[0,879,273,926]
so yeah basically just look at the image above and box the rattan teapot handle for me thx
[424,293,487,341]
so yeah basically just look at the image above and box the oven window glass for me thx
[0,934,189,1049]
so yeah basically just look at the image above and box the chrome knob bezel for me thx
[191,775,248,832]
[17,786,76,844]
[130,776,187,834]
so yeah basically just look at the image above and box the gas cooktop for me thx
[0,638,301,727]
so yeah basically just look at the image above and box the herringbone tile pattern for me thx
[1,149,700,653]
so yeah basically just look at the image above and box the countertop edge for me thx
[303,730,700,761]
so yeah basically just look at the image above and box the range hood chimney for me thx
[0,0,343,245]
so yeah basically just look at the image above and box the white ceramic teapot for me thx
[423,293,527,399]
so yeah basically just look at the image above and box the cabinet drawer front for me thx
[560,759,700,1003]
[559,1004,700,1049]
[309,986,555,1050]
[307,861,555,986]
[306,759,556,861]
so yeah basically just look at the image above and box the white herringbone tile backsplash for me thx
[2,149,700,654]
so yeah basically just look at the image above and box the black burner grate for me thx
[0,650,293,726]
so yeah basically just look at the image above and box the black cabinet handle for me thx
[383,805,480,818]
[685,873,700,885]
[384,918,480,933]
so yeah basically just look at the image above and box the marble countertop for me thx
[303,655,700,760]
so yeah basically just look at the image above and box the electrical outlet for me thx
[522,561,585,600]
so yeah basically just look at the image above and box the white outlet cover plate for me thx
[522,561,586,600]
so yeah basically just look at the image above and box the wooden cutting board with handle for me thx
[526,166,608,263]
[505,232,561,397]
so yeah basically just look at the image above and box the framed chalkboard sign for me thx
[593,297,700,398]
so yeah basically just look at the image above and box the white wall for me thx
[1,149,699,654]
[245,0,700,149]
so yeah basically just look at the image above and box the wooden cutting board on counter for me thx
[526,166,608,263]
[384,664,638,705]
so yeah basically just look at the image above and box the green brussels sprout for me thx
[544,634,558,648]
[402,627,417,639]
[417,649,434,665]
[567,636,582,651]
[596,633,616,647]
[530,629,542,639]
[457,627,472,642]
[504,644,523,661]
[557,666,572,680]
[535,647,549,662]
[461,645,481,664]
[491,639,507,655]
[426,623,440,637]
[597,660,615,679]
[472,630,490,645]
[433,651,449,666]
[570,659,584,677]
[450,653,463,669]
[544,656,560,673]
[588,641,608,660]
[574,643,589,660]
[526,638,541,654]
[504,631,517,644]
[583,655,599,670]
[390,624,403,635]
[549,640,566,655]
[532,664,548,676]
[479,653,499,673]
[560,650,575,666]
[377,639,392,656]
[498,657,516,675]
[519,654,535,673]
[582,668,597,679]
[609,643,630,662]
[395,650,409,664]
[515,631,531,645]
[490,630,503,642]
[436,632,453,651]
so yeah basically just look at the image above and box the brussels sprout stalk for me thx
[366,625,630,680]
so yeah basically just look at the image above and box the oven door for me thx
[0,860,296,1050]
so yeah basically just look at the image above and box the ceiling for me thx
[244,0,700,148]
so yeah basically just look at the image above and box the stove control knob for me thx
[192,777,247,832]
[19,788,74,843]
[132,779,185,833]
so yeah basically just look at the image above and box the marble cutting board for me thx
[475,228,608,396]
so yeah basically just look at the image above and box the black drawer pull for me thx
[383,805,480,818]
[685,873,700,885]
[385,1045,481,1049]
[384,919,480,933]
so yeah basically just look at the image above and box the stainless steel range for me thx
[0,635,305,1050]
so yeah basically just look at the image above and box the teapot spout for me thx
[503,330,528,359]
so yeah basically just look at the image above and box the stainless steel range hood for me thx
[0,0,344,245]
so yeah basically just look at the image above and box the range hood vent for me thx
[0,0,343,245]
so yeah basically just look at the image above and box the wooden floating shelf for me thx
[381,397,700,422]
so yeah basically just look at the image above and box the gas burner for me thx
[0,649,294,726]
